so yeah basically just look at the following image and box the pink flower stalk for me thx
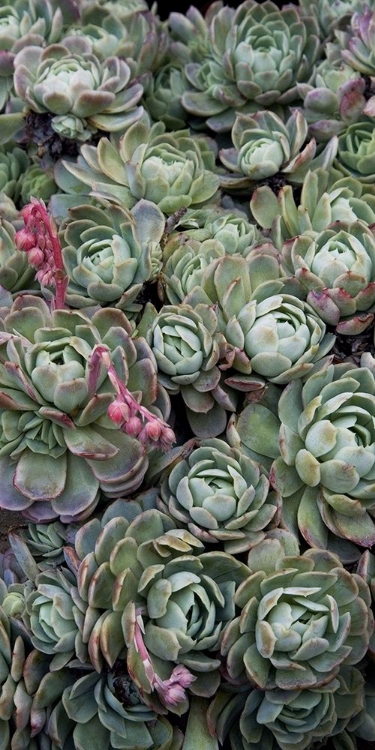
[133,610,195,707]
[89,345,176,452]
[15,198,68,310]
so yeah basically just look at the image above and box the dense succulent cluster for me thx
[0,0,375,749]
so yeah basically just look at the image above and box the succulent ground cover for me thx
[0,0,375,748]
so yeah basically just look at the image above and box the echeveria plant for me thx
[0,1,375,748]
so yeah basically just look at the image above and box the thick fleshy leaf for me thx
[14,452,67,501]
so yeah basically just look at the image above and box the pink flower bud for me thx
[160,426,176,450]
[154,666,195,707]
[20,204,34,222]
[144,419,162,442]
[28,247,45,267]
[124,416,142,437]
[15,229,36,251]
[108,400,130,425]
[171,666,195,688]
[161,684,187,706]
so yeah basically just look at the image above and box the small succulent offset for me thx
[0,593,77,749]
[13,37,144,141]
[64,120,220,214]
[11,520,76,568]
[161,209,263,303]
[143,63,190,131]
[282,220,375,334]
[20,163,57,205]
[299,0,375,36]
[219,110,338,189]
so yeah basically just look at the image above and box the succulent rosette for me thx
[234,358,375,555]
[20,163,57,205]
[61,199,164,313]
[357,548,375,657]
[299,0,375,36]
[336,122,375,184]
[75,7,170,78]
[21,567,80,665]
[13,38,144,141]
[161,237,227,305]
[219,110,338,189]
[250,167,375,247]
[0,0,78,50]
[297,48,365,142]
[0,601,76,749]
[146,302,235,436]
[71,508,250,702]
[209,665,367,750]
[221,543,373,690]
[0,143,30,204]
[223,293,335,384]
[0,295,166,522]
[161,210,263,303]
[177,209,263,255]
[182,251,290,325]
[178,0,320,132]
[48,666,183,750]
[64,120,220,214]
[180,253,307,385]
[0,0,79,111]
[282,221,375,334]
[336,7,375,79]
[143,63,190,131]
[168,3,211,63]
[158,438,281,553]
[11,520,75,569]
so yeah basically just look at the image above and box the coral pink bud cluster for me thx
[107,388,176,451]
[90,346,176,452]
[15,198,68,309]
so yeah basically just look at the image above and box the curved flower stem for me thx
[89,345,176,451]
[134,608,195,707]
[15,198,68,310]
